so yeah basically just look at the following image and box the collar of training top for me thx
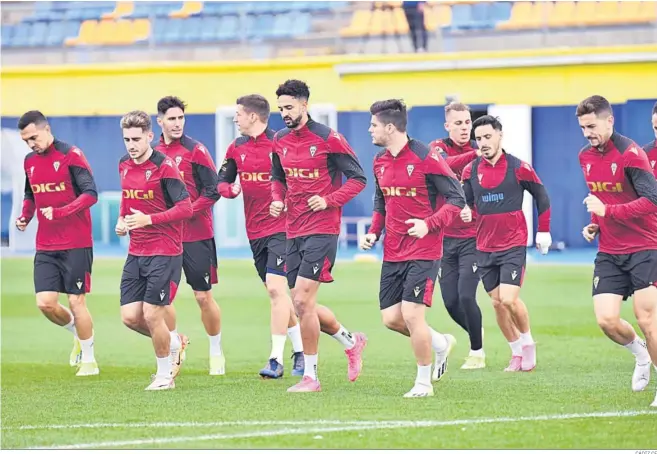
[385,137,413,158]
[480,149,508,167]
[596,131,620,154]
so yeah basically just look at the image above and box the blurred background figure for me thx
[402,1,428,52]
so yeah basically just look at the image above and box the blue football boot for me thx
[259,358,284,379]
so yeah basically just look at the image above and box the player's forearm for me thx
[217,182,238,199]
[368,211,385,238]
[607,197,657,220]
[192,195,217,213]
[271,180,287,202]
[444,151,478,173]
[324,179,366,208]
[537,208,551,232]
[151,199,193,225]
[52,193,97,219]
[424,204,462,232]
[21,199,35,221]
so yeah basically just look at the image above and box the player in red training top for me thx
[154,96,223,376]
[361,99,465,398]
[643,101,657,175]
[577,95,657,407]
[429,102,485,370]
[116,111,193,391]
[461,115,552,373]
[16,110,99,377]
[270,80,368,392]
[217,94,305,379]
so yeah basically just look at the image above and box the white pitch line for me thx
[23,409,657,450]
[5,420,378,431]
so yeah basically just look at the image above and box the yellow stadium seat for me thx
[497,2,540,30]
[102,1,134,20]
[547,1,576,28]
[340,9,372,37]
[169,1,203,19]
[64,20,92,46]
[132,18,151,42]
[425,3,452,30]
[393,7,410,34]
[585,1,620,26]
[638,1,657,22]
[617,1,645,24]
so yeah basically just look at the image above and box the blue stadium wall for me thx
[3,98,656,249]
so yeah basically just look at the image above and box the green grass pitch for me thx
[1,256,656,449]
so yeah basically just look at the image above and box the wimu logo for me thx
[481,192,504,203]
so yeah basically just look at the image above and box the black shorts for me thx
[475,246,527,293]
[379,260,440,310]
[286,234,338,289]
[34,247,93,295]
[249,232,287,282]
[592,250,657,300]
[182,238,218,292]
[120,254,183,306]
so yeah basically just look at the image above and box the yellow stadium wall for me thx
[2,44,657,116]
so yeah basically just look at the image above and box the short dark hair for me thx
[652,101,657,116]
[157,96,187,116]
[237,94,270,123]
[472,115,502,132]
[370,99,408,133]
[18,110,48,130]
[576,95,613,117]
[275,79,310,101]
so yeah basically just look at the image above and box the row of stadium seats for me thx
[2,13,314,48]
[21,1,344,22]
[340,0,657,37]
[499,0,657,30]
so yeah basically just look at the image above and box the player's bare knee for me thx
[596,314,621,333]
[193,291,213,309]
[67,295,86,312]
[500,297,515,308]
[381,310,403,332]
[266,283,284,302]
[36,298,58,313]
[121,311,141,330]
[491,298,503,310]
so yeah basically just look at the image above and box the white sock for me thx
[416,364,432,387]
[287,324,304,353]
[429,328,447,353]
[520,331,534,346]
[209,333,222,356]
[469,349,485,357]
[270,334,286,363]
[156,355,172,379]
[509,338,523,356]
[331,325,356,349]
[61,305,77,336]
[79,336,95,363]
[304,354,318,380]
[624,337,650,363]
[169,331,181,352]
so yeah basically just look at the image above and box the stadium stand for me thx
[1,1,656,61]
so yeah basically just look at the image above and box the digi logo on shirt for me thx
[481,192,504,203]
[31,182,66,193]
[240,171,270,182]
[587,181,624,193]
[381,186,417,197]
[122,189,155,200]
[285,168,320,179]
